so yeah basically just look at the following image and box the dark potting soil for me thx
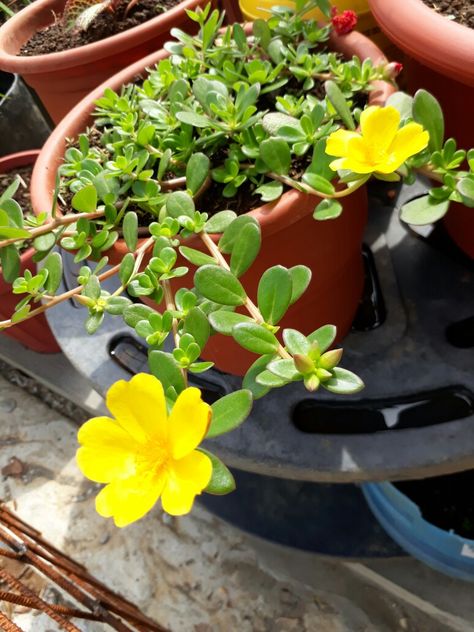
[422,0,474,29]
[0,165,33,212]
[19,0,180,56]
[396,470,474,538]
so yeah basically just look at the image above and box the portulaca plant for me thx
[0,1,472,526]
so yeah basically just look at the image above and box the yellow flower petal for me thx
[325,129,361,158]
[76,417,137,483]
[106,373,168,444]
[95,474,165,527]
[388,123,430,166]
[161,451,212,516]
[360,105,400,154]
[168,387,211,460]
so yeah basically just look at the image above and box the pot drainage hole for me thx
[292,386,474,434]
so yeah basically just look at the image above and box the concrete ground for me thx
[0,369,474,631]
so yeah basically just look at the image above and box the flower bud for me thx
[319,348,343,370]
[293,354,314,374]
[384,62,404,79]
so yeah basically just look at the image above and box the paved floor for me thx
[0,372,473,632]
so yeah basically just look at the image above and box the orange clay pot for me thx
[0,150,60,353]
[31,29,394,374]
[0,0,207,124]
[369,0,474,258]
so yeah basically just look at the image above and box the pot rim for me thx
[30,25,394,241]
[0,0,204,72]
[0,149,40,271]
[368,0,474,87]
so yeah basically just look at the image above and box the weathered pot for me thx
[0,71,51,157]
[0,150,60,353]
[368,0,474,258]
[0,0,207,124]
[31,28,393,374]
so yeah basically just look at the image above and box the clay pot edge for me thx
[369,0,474,87]
[0,0,206,72]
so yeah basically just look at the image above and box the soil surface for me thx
[422,0,474,29]
[20,0,180,56]
[0,165,33,212]
[396,470,474,538]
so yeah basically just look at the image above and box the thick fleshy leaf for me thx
[325,80,355,130]
[283,329,310,355]
[71,185,97,213]
[200,448,236,495]
[322,367,364,394]
[207,389,253,438]
[186,152,210,195]
[123,304,155,327]
[179,246,216,266]
[413,89,444,152]
[230,221,261,277]
[218,215,259,254]
[257,265,292,325]
[43,252,63,294]
[308,324,336,353]
[123,211,138,252]
[204,210,237,233]
[259,138,291,175]
[183,307,210,349]
[400,195,450,225]
[267,359,299,381]
[208,310,253,335]
[148,350,186,396]
[313,199,343,221]
[194,265,246,306]
[289,265,311,305]
[166,191,195,219]
[233,322,279,355]
[242,354,274,399]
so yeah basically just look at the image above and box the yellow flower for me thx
[76,374,212,527]
[326,106,429,175]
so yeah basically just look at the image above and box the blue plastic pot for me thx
[362,482,474,582]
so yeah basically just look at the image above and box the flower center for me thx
[135,438,171,481]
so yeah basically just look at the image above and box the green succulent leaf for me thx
[43,252,63,294]
[230,221,261,277]
[123,211,138,252]
[219,216,259,254]
[208,310,253,335]
[283,329,310,355]
[179,245,216,266]
[0,245,20,283]
[257,265,292,325]
[233,322,279,355]
[413,89,444,152]
[186,152,210,195]
[322,367,364,394]
[71,185,97,213]
[166,191,195,219]
[200,448,236,495]
[259,138,291,175]
[400,195,450,225]
[204,210,237,234]
[123,304,156,327]
[183,306,210,349]
[325,80,355,131]
[194,265,246,306]
[307,324,336,353]
[289,265,311,305]
[207,389,253,438]
[148,350,186,395]
[313,199,343,220]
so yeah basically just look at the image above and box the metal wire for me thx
[0,503,169,631]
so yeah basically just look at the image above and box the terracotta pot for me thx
[0,0,207,124]
[368,0,474,258]
[31,28,394,374]
[0,150,60,353]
